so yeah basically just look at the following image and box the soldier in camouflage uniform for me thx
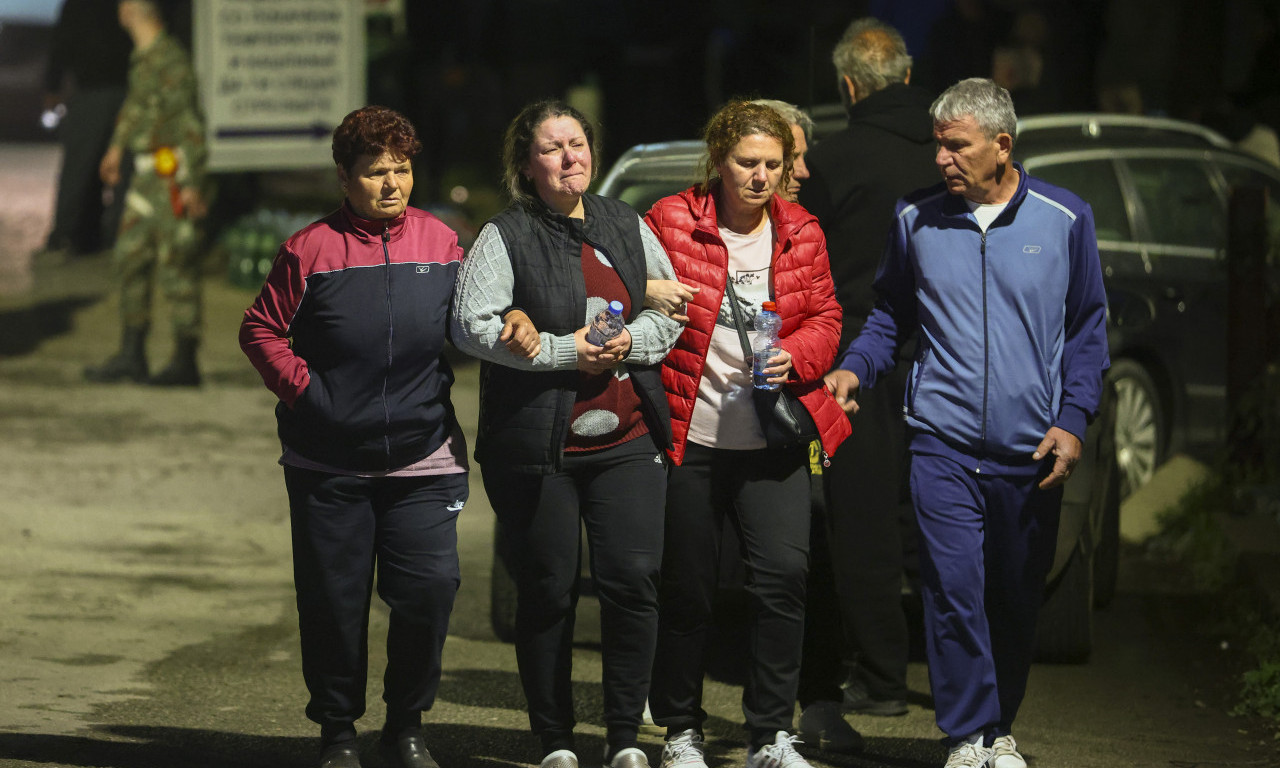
[87,0,208,387]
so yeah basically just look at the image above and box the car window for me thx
[1126,158,1222,249]
[1028,158,1130,242]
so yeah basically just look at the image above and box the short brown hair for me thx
[701,100,794,193]
[331,106,422,172]
[501,100,598,209]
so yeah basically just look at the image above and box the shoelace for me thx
[664,738,704,765]
[947,743,990,768]
[993,736,1019,757]
[757,735,807,768]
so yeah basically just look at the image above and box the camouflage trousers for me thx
[113,173,203,340]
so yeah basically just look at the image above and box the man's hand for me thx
[500,309,541,359]
[180,187,208,219]
[823,368,861,415]
[99,145,123,186]
[1033,426,1083,489]
[645,279,699,324]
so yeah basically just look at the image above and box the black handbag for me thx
[723,277,820,449]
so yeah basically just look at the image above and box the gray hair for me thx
[831,18,912,97]
[930,78,1019,143]
[749,99,814,139]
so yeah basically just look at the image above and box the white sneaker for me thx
[541,749,579,768]
[991,735,1026,768]
[745,732,812,768]
[610,747,651,768]
[660,729,707,768]
[943,740,994,768]
[795,701,864,754]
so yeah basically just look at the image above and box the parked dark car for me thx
[492,113,1279,662]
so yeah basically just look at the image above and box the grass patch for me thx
[1234,623,1280,724]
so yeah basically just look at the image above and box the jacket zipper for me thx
[381,226,393,466]
[979,229,989,471]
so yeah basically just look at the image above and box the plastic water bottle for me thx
[586,300,626,346]
[753,300,782,391]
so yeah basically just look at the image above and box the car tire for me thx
[490,522,517,643]
[1035,544,1094,663]
[1108,359,1166,499]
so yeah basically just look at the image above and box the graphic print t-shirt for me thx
[687,223,773,450]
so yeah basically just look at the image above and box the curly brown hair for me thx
[701,101,794,194]
[331,106,422,172]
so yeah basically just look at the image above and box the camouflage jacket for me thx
[110,31,207,190]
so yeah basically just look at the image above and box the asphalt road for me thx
[1,142,1277,768]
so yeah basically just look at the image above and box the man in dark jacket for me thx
[40,0,132,258]
[797,17,937,723]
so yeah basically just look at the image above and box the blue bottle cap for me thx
[608,300,624,314]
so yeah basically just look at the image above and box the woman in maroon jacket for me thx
[643,101,850,768]
[240,106,463,768]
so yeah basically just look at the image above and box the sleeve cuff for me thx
[1054,403,1090,443]
[625,327,645,361]
[551,334,578,368]
[837,349,873,388]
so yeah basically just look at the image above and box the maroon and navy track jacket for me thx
[240,203,464,472]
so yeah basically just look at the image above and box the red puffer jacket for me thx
[645,185,852,465]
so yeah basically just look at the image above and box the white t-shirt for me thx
[687,224,773,450]
[966,198,1009,232]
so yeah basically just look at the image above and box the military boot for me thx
[85,326,149,383]
[149,337,201,387]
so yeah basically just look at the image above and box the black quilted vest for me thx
[477,194,673,473]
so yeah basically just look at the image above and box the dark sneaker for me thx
[841,679,908,717]
[796,701,863,754]
[320,743,362,768]
[380,731,439,768]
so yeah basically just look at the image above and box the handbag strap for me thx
[722,276,755,361]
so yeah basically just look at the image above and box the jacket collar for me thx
[844,83,937,143]
[523,194,605,241]
[683,181,809,245]
[340,200,408,243]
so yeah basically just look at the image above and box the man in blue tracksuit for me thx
[824,78,1109,768]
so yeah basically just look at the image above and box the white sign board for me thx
[194,0,366,171]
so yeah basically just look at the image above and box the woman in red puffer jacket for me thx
[642,101,850,768]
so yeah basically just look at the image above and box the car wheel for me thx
[1109,359,1165,498]
[1035,545,1094,663]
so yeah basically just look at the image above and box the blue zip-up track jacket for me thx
[839,163,1109,473]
